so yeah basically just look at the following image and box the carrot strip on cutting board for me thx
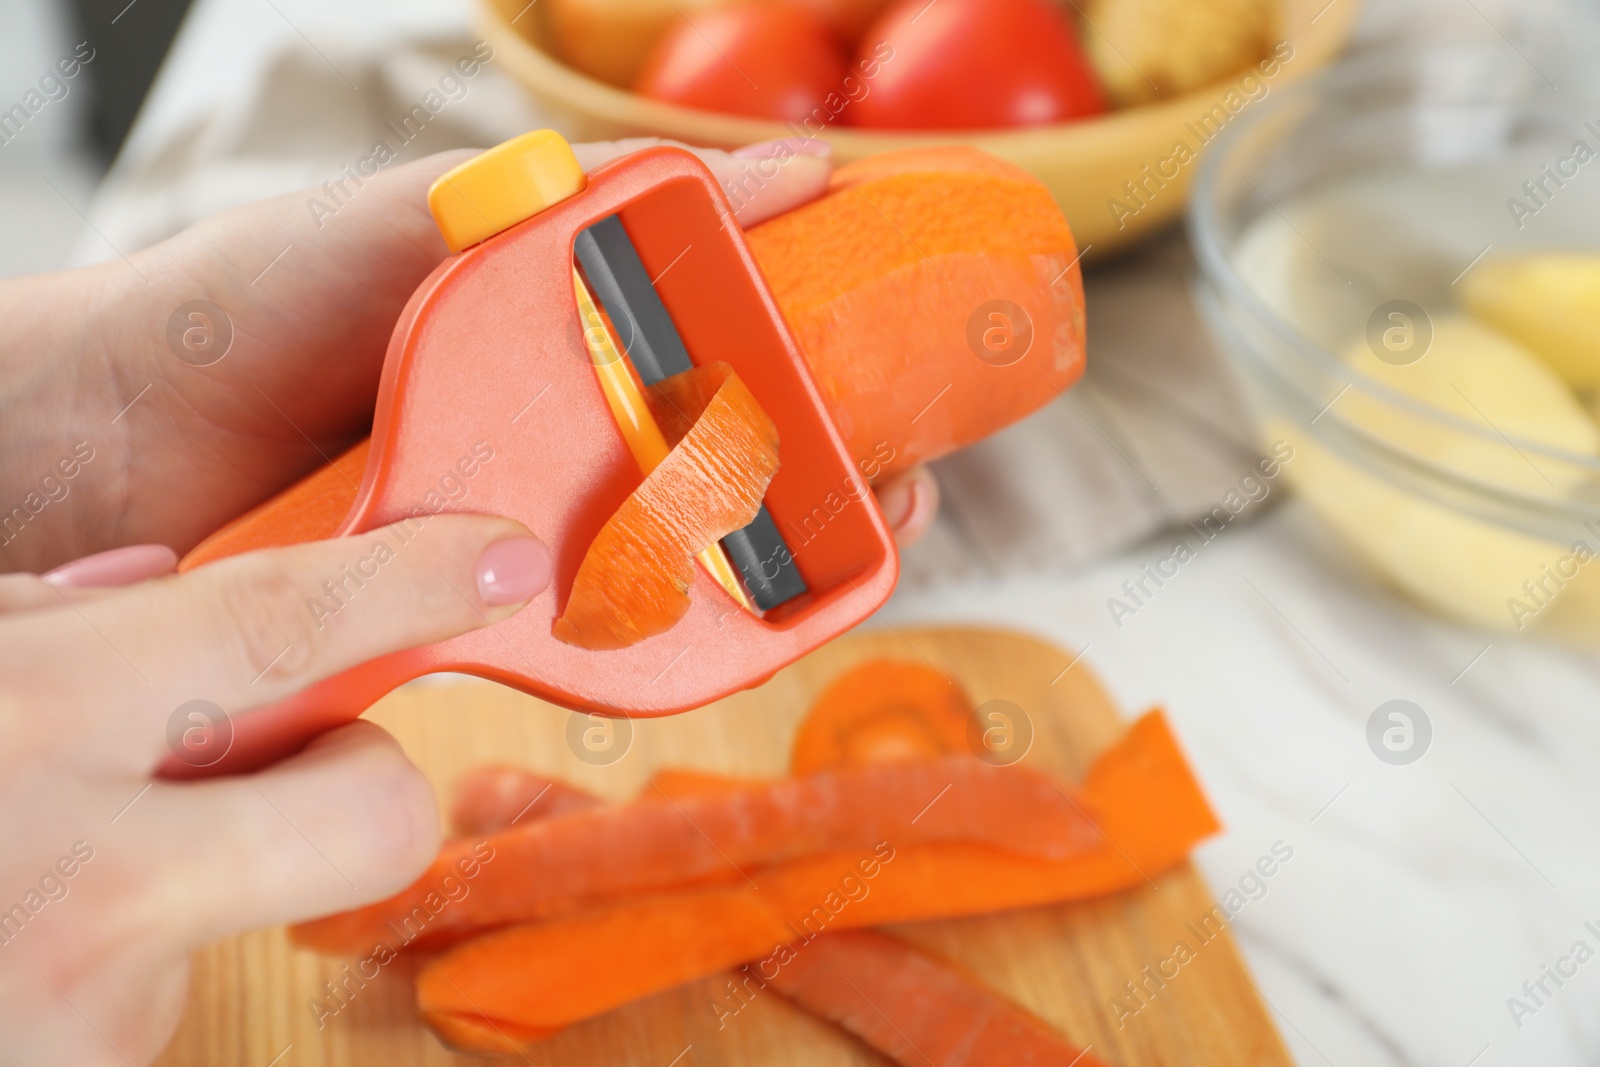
[794,665,1214,875]
[745,146,1086,481]
[444,766,1105,1063]
[421,884,794,1052]
[767,931,1109,1067]
[424,1013,560,1056]
[644,768,775,799]
[553,361,779,650]
[637,764,1112,1066]
[449,765,602,837]
[413,711,1218,1045]
[290,755,1098,955]
[790,659,976,775]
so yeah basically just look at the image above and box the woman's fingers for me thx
[874,465,941,547]
[41,545,178,589]
[0,546,180,615]
[79,150,479,561]
[125,721,439,945]
[571,137,833,226]
[0,574,63,614]
[0,516,551,769]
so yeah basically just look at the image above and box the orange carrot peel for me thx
[412,711,1218,1045]
[449,765,602,837]
[179,439,369,572]
[553,361,779,650]
[766,930,1111,1067]
[790,659,976,775]
[643,767,775,799]
[289,755,1100,955]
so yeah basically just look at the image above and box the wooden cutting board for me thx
[154,626,1291,1067]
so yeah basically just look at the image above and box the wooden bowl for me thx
[476,0,1363,255]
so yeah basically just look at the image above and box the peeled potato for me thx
[1079,0,1277,106]
[1459,254,1600,390]
[1280,425,1590,632]
[1280,315,1600,632]
[1339,313,1598,494]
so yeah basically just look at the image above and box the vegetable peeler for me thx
[169,131,899,777]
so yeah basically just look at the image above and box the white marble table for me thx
[891,497,1600,1067]
[80,0,1600,1063]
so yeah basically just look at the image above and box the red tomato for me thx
[635,4,848,123]
[849,0,1106,129]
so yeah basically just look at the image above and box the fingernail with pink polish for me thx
[877,478,917,530]
[42,544,179,588]
[476,537,553,606]
[895,476,939,545]
[733,137,832,161]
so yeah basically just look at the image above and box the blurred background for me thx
[24,0,1586,602]
[0,0,101,276]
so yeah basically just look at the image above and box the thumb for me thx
[125,720,443,946]
[4,514,551,769]
[571,137,833,227]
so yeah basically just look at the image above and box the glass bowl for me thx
[1190,39,1600,640]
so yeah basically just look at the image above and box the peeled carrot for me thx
[449,765,602,837]
[290,755,1098,955]
[553,362,779,649]
[745,146,1086,480]
[766,931,1109,1067]
[180,146,1084,573]
[179,438,368,572]
[414,711,1216,1044]
[790,659,975,775]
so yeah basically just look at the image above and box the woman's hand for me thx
[0,135,939,1065]
[0,515,550,1065]
[0,137,937,575]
